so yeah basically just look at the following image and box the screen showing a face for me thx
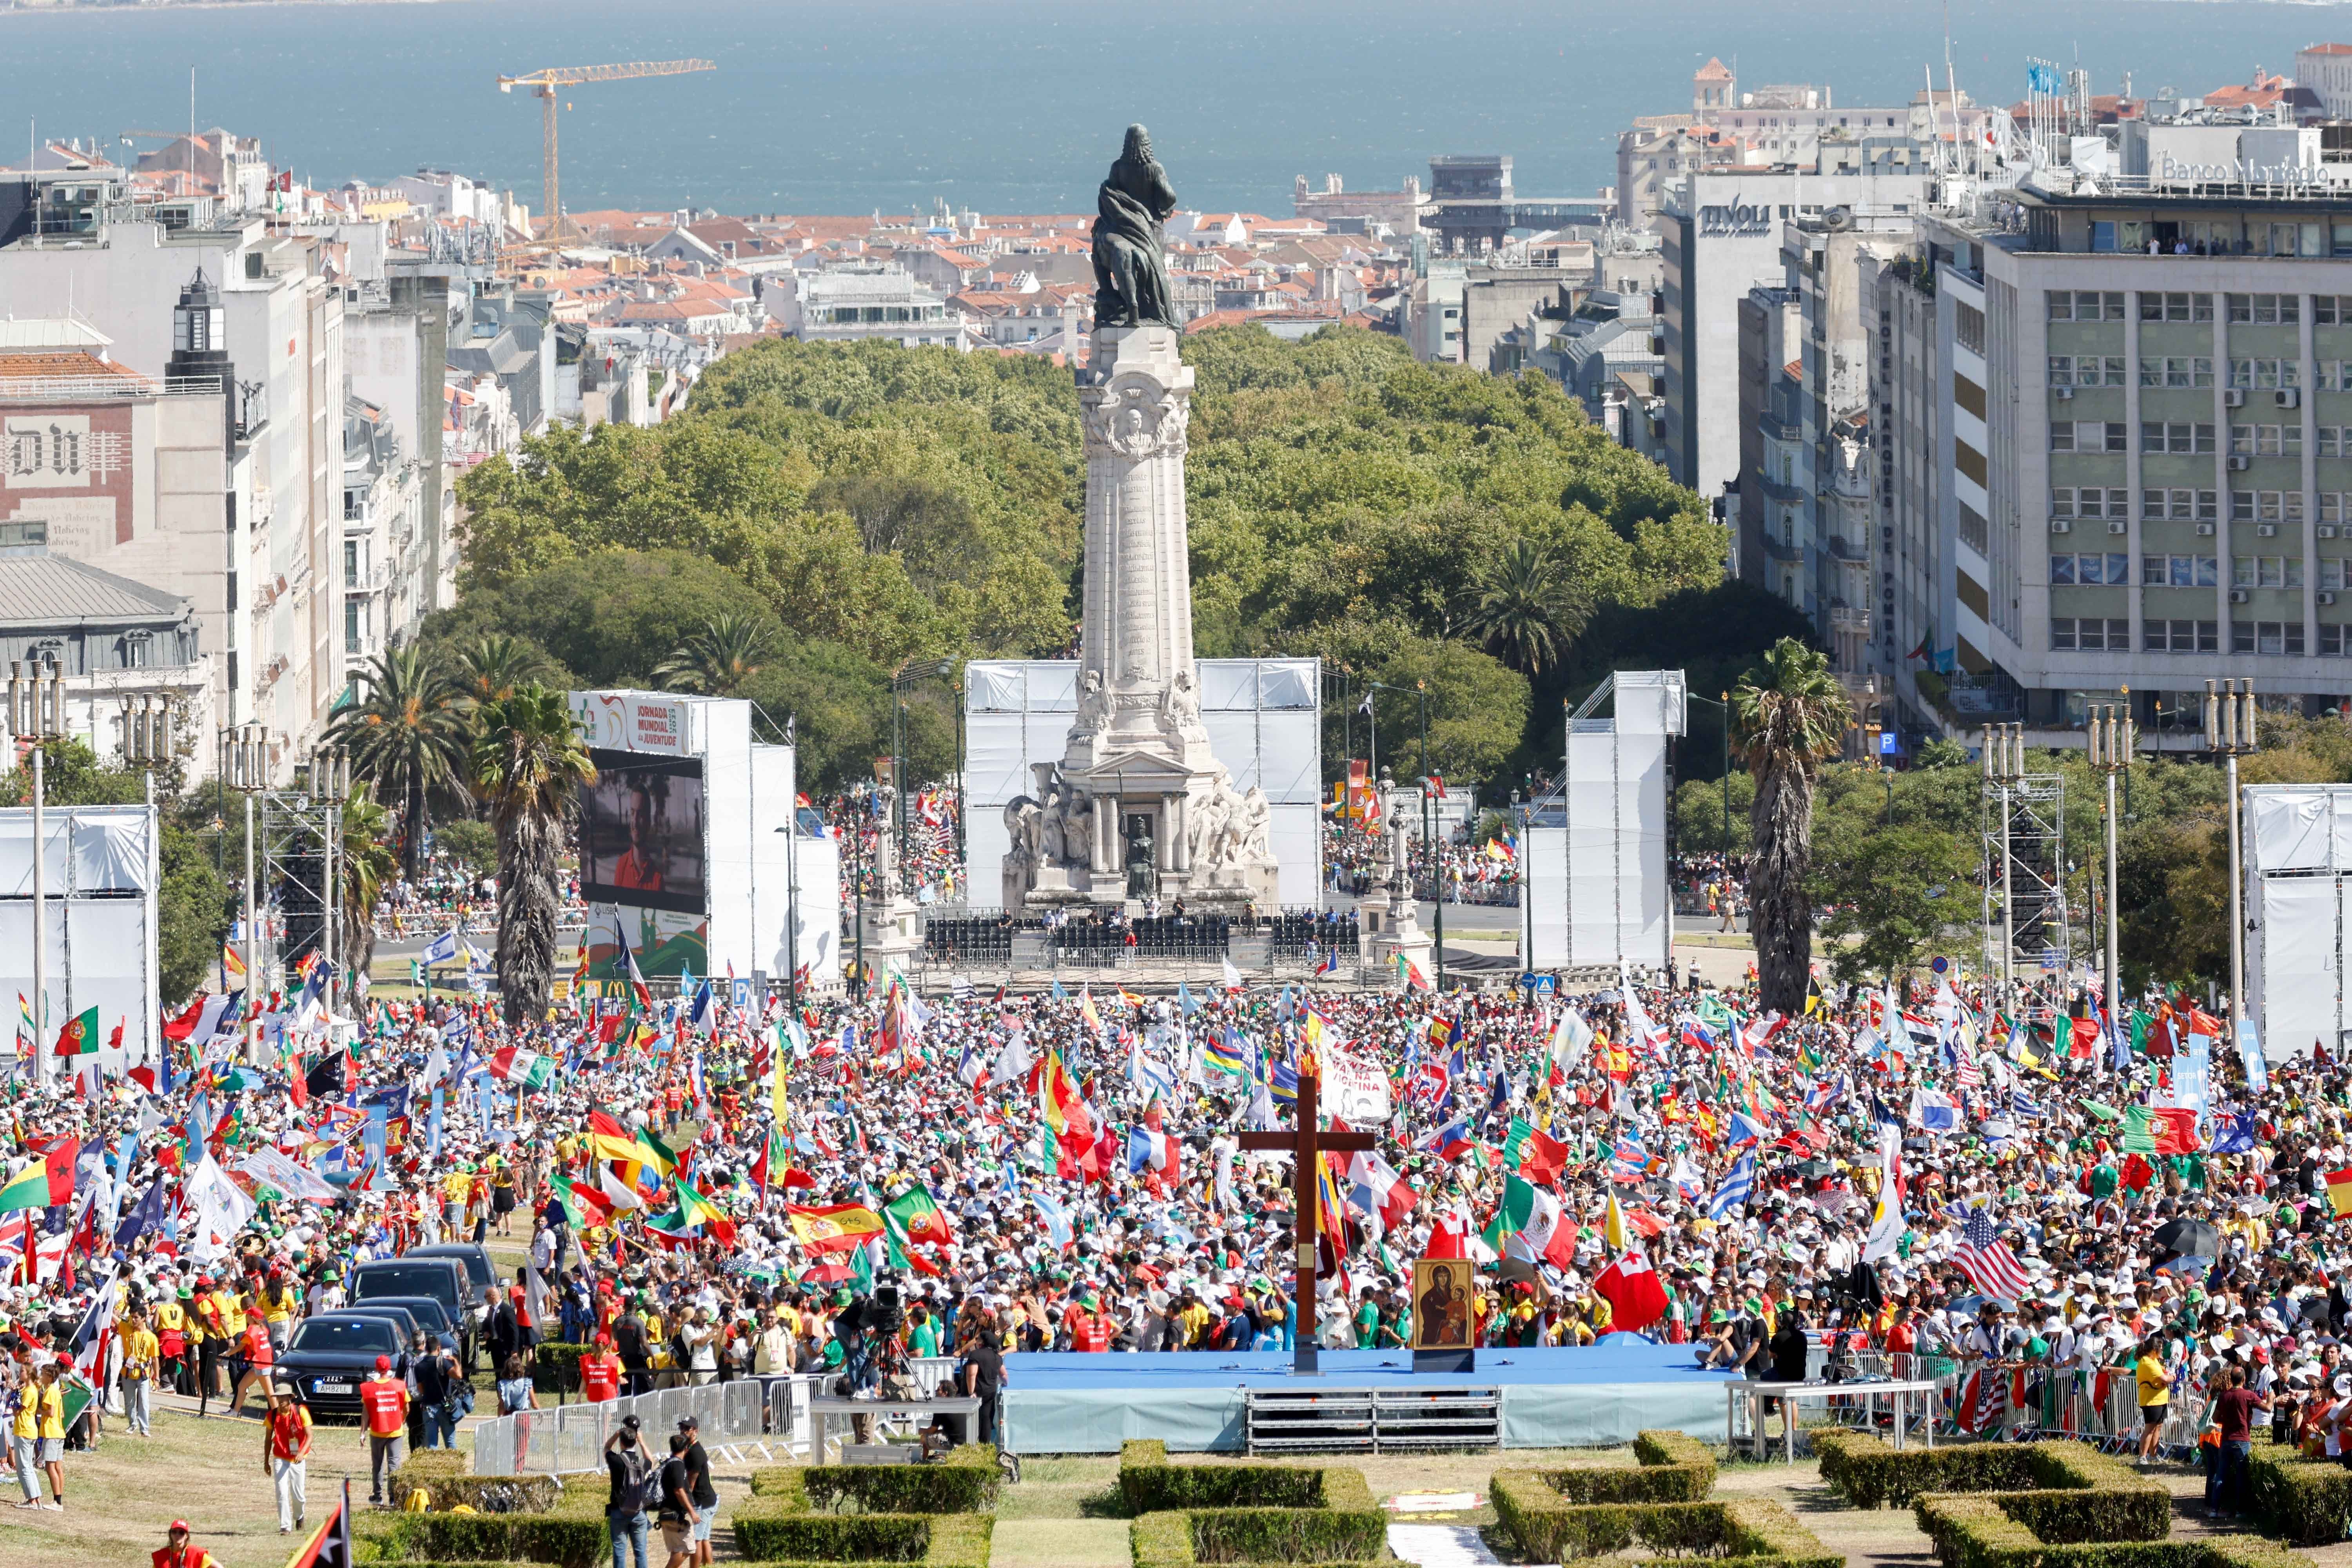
[579,751,708,915]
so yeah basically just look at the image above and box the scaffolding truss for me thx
[1981,773,2070,984]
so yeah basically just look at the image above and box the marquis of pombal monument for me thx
[1001,126,1281,913]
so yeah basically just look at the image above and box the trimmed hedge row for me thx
[730,1499,994,1566]
[1487,1490,1838,1568]
[1121,1446,1385,1566]
[1511,1430,1719,1506]
[357,1480,609,1568]
[1916,1494,2308,1568]
[533,1341,592,1394]
[1818,1430,2166,1536]
[1126,1507,1386,1567]
[2244,1434,2352,1545]
[1118,1439,1327,1512]
[378,1447,566,1515]
[747,1446,1003,1515]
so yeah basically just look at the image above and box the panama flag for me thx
[489,1044,554,1091]
[1347,1148,1417,1232]
[1420,1120,1475,1161]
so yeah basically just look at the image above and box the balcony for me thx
[1762,535,1805,563]
[1825,534,1868,562]
[1829,605,1873,634]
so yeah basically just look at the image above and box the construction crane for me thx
[497,60,715,243]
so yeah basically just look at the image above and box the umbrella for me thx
[2152,1217,2221,1258]
[1795,1159,1837,1178]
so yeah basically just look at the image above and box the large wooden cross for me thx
[1237,1062,1377,1374]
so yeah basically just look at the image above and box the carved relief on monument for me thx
[1082,381,1190,459]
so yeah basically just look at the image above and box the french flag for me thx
[1126,1125,1179,1176]
[1421,1121,1475,1161]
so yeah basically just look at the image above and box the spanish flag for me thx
[784,1202,884,1255]
[2327,1168,2352,1218]
[223,944,247,981]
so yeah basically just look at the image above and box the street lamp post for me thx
[2086,702,2135,1039]
[2204,679,2259,1053]
[12,659,65,1087]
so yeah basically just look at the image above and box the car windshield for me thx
[376,1298,449,1327]
[290,1318,398,1355]
[355,1266,456,1302]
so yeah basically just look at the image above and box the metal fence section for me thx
[470,1360,965,1476]
[1802,1353,2197,1457]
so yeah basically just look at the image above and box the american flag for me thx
[1955,1049,1981,1091]
[1953,1205,2033,1299]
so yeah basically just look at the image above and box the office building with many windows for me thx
[1908,182,2352,739]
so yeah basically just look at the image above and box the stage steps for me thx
[1244,1386,1502,1454]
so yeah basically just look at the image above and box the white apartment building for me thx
[1900,184,2352,741]
[1662,169,1935,500]
[765,265,972,349]
[0,175,345,780]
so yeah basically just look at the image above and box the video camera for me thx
[871,1281,905,1340]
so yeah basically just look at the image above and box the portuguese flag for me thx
[0,1137,78,1211]
[884,1185,953,1249]
[53,1006,98,1057]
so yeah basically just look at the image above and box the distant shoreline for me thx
[0,0,477,15]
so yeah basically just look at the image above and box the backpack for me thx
[609,1445,655,1515]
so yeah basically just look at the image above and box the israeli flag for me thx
[421,927,461,966]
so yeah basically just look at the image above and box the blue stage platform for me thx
[998,1338,1739,1453]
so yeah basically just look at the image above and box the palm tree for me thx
[654,612,774,695]
[471,684,596,1024]
[1730,637,1853,1014]
[449,634,554,710]
[328,647,468,883]
[338,789,398,987]
[1457,539,1589,674]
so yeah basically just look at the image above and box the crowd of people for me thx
[826,785,965,906]
[0,941,2343,1554]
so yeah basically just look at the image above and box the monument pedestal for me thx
[1359,878,1433,986]
[1001,322,1280,918]
[862,894,923,980]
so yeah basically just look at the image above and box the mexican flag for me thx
[1478,1175,1574,1269]
[550,1172,613,1229]
[0,1137,78,1212]
[489,1045,554,1091]
[53,1006,98,1058]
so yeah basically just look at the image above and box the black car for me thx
[404,1244,500,1362]
[276,1313,407,1416]
[358,1294,459,1344]
[340,1303,425,1345]
[351,1257,471,1362]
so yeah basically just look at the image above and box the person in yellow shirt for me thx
[2135,1337,2173,1463]
[259,1279,301,1350]
[152,1296,189,1397]
[25,1363,64,1511]
[9,1357,43,1508]
[120,1309,159,1438]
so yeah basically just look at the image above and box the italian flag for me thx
[489,1045,554,1090]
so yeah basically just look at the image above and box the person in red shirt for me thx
[580,1334,624,1403]
[1066,1295,1112,1353]
[261,1386,312,1535]
[153,1521,212,1568]
[231,1318,276,1416]
[359,1356,410,1504]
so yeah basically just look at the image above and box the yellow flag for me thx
[1604,1193,1626,1252]
[771,1024,789,1134]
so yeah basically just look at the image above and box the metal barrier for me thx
[1807,1354,2196,1457]
[470,1359,963,1475]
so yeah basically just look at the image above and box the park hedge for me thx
[1118,1439,1329,1512]
[1121,1444,1386,1566]
[1916,1494,2308,1568]
[730,1498,994,1566]
[748,1446,1003,1515]
[2244,1435,2352,1544]
[1506,1431,1719,1506]
[533,1341,592,1394]
[1819,1430,2166,1537]
[355,1474,608,1568]
[383,1447,565,1513]
[1488,1489,1838,1568]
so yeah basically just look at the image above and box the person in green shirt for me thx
[1353,1289,1381,1348]
[906,1303,941,1359]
